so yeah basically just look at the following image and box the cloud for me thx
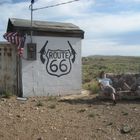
[0,0,12,5]
[0,0,140,56]
[0,0,11,2]
[68,11,140,36]
[0,0,94,40]
[116,0,140,3]
[33,0,95,19]
[0,1,30,41]
[1,0,140,38]
[82,38,140,56]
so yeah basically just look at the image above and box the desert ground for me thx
[0,92,140,140]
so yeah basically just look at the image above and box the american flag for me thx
[3,32,25,56]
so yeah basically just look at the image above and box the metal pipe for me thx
[31,3,33,43]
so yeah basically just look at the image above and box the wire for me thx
[32,0,80,11]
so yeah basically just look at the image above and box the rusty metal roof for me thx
[7,18,84,39]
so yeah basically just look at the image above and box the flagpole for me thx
[30,0,34,43]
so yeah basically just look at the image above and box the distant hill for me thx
[83,55,140,60]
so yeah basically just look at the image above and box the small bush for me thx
[78,109,86,113]
[88,112,95,118]
[83,80,100,94]
[83,83,90,90]
[48,104,56,109]
[36,100,43,107]
[90,81,100,93]
[2,91,12,99]
[47,96,57,101]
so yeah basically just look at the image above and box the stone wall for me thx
[99,73,140,99]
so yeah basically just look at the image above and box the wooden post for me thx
[17,54,23,97]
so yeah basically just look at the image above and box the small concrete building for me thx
[4,18,84,97]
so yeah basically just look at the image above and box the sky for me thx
[0,0,140,56]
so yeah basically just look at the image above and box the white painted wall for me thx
[22,35,82,97]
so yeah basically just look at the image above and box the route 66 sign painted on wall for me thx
[46,49,72,77]
[39,41,76,77]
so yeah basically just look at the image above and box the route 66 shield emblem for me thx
[39,40,76,77]
[46,49,72,77]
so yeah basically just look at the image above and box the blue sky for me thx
[0,0,140,56]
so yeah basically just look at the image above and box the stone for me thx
[37,137,43,140]
[121,125,132,134]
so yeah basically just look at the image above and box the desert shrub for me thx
[90,81,100,94]
[36,100,43,106]
[82,77,91,83]
[47,96,57,101]
[83,80,100,94]
[2,91,12,99]
[88,112,95,118]
[48,104,56,109]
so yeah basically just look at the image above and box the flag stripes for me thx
[3,32,25,56]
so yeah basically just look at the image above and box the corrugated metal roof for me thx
[7,18,84,38]
[10,18,80,30]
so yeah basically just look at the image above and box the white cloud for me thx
[0,0,140,56]
[0,0,94,40]
[0,0,11,3]
[66,11,140,38]
[116,0,140,3]
[0,1,30,40]
[33,0,95,19]
[82,39,140,56]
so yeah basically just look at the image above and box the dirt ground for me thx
[0,92,140,140]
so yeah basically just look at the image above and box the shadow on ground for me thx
[59,96,140,106]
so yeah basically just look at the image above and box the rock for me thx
[96,128,102,131]
[121,125,132,134]
[134,108,138,111]
[35,107,39,110]
[106,106,110,109]
[16,114,21,118]
[8,103,12,107]
[37,137,43,140]
[122,111,128,116]
[9,113,13,116]
[31,99,37,102]
[107,122,113,126]
[43,129,47,133]
[78,108,87,113]
[1,98,6,102]
[17,97,27,101]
